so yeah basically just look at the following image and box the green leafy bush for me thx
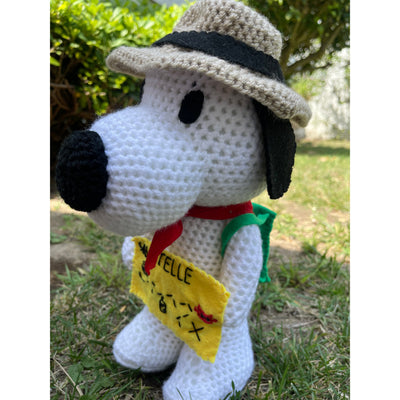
[50,0,188,177]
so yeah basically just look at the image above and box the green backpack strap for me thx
[221,203,276,283]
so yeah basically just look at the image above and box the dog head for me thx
[57,68,296,236]
[56,0,311,237]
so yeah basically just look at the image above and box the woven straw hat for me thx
[106,0,311,127]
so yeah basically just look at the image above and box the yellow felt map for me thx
[130,237,230,363]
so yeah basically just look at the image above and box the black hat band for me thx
[153,31,285,83]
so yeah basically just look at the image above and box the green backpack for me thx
[221,203,276,283]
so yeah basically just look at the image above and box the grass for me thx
[254,140,350,262]
[50,139,349,399]
[285,140,350,212]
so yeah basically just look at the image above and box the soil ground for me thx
[50,193,87,290]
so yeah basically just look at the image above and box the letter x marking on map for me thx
[189,322,204,342]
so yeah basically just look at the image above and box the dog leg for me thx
[113,306,183,372]
[162,320,254,400]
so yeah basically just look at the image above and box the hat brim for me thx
[106,45,312,127]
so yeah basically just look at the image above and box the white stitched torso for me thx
[168,218,227,278]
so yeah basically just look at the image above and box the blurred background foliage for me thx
[245,0,350,79]
[50,0,188,179]
[50,0,350,180]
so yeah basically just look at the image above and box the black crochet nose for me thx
[56,130,108,212]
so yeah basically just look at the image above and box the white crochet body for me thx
[118,219,262,399]
[89,68,267,399]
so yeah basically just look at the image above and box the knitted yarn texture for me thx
[116,220,263,399]
[89,69,266,236]
[86,67,277,400]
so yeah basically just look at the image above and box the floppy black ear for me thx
[139,79,145,102]
[252,100,296,199]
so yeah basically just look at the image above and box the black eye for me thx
[178,90,204,124]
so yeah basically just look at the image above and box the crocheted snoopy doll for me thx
[56,0,311,399]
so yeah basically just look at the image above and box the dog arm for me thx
[121,237,135,269]
[121,233,154,269]
[218,224,263,327]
